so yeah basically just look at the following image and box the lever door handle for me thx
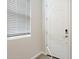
[65,29,68,34]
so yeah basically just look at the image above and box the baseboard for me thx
[30,51,46,59]
[46,46,52,55]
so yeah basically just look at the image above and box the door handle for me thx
[65,29,68,34]
[65,29,68,38]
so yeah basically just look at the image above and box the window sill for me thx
[7,34,31,40]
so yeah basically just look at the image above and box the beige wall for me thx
[7,0,43,59]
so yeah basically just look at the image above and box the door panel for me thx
[44,0,71,59]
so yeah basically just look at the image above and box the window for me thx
[7,0,31,37]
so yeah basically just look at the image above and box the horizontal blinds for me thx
[7,0,30,37]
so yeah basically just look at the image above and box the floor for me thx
[36,54,55,59]
[36,54,50,59]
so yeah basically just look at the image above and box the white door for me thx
[44,0,71,59]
